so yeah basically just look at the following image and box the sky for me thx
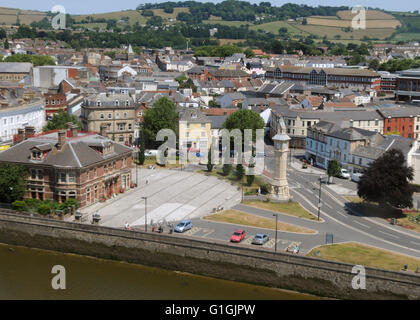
[1,0,419,15]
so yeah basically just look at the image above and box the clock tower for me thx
[269,119,291,201]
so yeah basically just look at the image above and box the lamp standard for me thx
[317,176,323,221]
[142,196,148,232]
[273,213,278,252]
[136,149,139,187]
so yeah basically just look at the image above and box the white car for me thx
[144,150,158,157]
[351,172,363,182]
[340,168,350,179]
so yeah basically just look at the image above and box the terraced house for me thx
[80,93,136,145]
[0,124,132,208]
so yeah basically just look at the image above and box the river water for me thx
[0,243,318,300]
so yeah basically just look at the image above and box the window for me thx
[116,113,120,119]
[97,101,101,107]
[201,132,206,137]
[124,113,127,118]
[128,124,132,130]
[108,114,112,119]
[94,168,97,177]
[201,123,205,129]
[32,151,41,160]
[100,113,104,119]
[69,172,76,183]
[60,172,66,183]
[119,135,124,142]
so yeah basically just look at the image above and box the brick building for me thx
[0,124,133,208]
[376,106,420,139]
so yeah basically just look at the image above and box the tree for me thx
[0,164,26,204]
[142,97,179,149]
[43,110,81,132]
[223,109,265,143]
[244,48,255,58]
[369,58,380,70]
[4,38,9,49]
[357,149,414,208]
[235,164,245,181]
[207,146,214,172]
[138,133,146,166]
[222,163,232,176]
[327,159,341,183]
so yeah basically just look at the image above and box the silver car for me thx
[252,234,269,245]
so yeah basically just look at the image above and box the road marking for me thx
[291,188,420,255]
[353,220,370,229]
[378,229,399,239]
[184,227,201,236]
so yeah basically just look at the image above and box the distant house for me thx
[216,92,246,108]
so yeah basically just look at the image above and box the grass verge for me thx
[204,210,316,234]
[307,242,420,272]
[242,200,320,222]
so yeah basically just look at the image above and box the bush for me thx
[37,203,51,216]
[63,198,80,209]
[12,200,27,212]
[260,183,269,194]
[222,164,232,176]
[246,175,255,186]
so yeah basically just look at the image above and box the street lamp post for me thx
[317,176,323,221]
[142,196,148,232]
[136,150,139,187]
[273,213,278,252]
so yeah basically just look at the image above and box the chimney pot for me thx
[24,126,35,140]
[57,130,66,149]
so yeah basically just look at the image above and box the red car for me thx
[230,229,246,243]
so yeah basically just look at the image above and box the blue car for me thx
[175,220,193,233]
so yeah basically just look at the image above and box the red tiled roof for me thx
[204,108,238,116]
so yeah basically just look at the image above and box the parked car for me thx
[144,149,158,157]
[340,168,350,179]
[230,229,246,243]
[174,220,193,233]
[351,172,363,182]
[252,234,269,245]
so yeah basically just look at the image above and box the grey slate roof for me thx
[208,115,228,129]
[0,132,132,168]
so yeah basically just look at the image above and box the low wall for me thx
[0,210,419,299]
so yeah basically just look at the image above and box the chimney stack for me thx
[57,130,66,149]
[100,124,107,137]
[24,126,35,140]
[16,128,25,143]
[66,122,78,138]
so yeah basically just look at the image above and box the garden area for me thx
[199,163,270,196]
[11,198,80,217]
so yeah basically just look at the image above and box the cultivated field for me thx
[336,10,396,20]
[72,10,147,26]
[0,7,46,25]
[249,20,309,36]
[307,17,400,29]
[151,7,189,19]
[294,23,395,40]
[203,19,252,27]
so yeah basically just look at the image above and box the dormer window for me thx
[125,100,129,106]
[115,100,120,106]
[32,151,42,160]
[97,101,101,107]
